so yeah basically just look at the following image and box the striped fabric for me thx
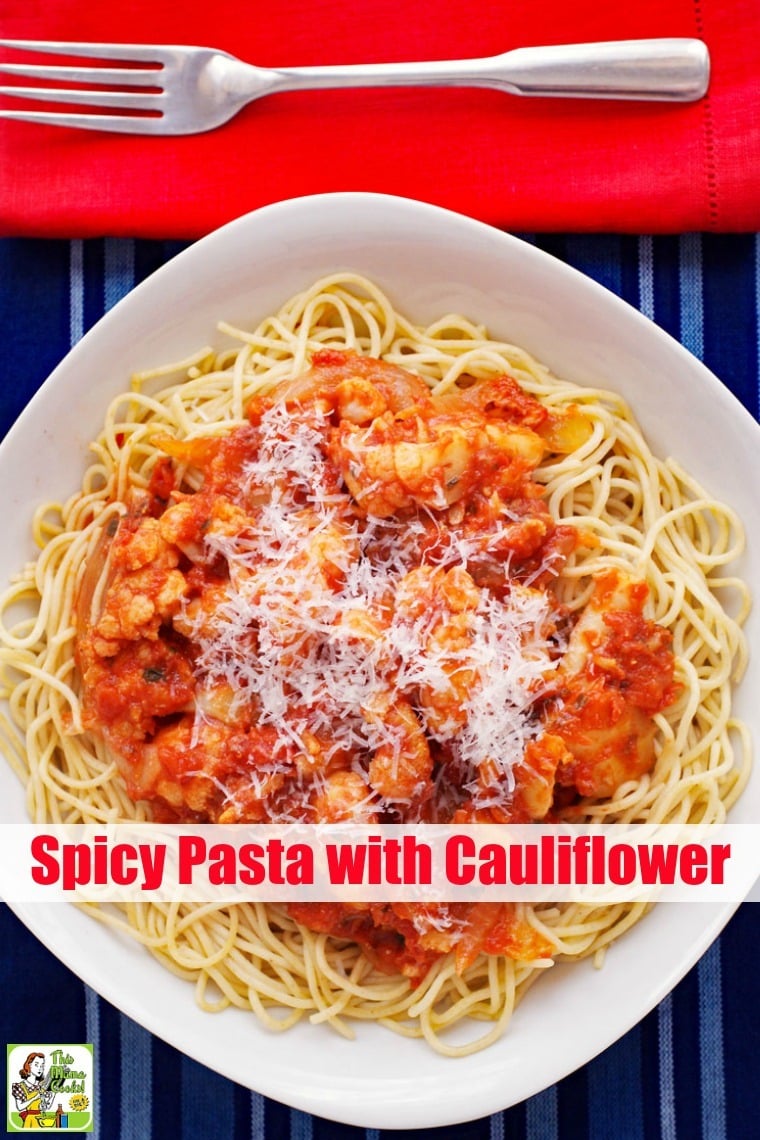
[1,233,758,1140]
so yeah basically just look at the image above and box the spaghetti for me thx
[0,273,749,1055]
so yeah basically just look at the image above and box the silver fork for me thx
[0,38,709,136]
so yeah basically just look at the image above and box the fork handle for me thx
[264,39,708,102]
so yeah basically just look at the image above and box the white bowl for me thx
[2,193,758,1129]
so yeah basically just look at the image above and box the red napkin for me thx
[1,0,758,237]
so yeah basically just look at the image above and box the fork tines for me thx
[0,39,169,130]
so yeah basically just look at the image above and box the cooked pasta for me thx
[0,273,749,1055]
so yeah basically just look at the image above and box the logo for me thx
[6,1045,93,1133]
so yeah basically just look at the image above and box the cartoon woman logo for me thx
[11,1053,54,1129]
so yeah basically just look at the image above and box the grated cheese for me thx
[187,398,559,819]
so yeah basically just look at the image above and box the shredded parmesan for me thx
[184,398,559,819]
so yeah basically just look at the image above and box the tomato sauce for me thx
[75,350,677,978]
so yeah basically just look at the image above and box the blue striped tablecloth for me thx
[1,232,758,1139]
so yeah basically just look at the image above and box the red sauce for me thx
[74,350,678,978]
